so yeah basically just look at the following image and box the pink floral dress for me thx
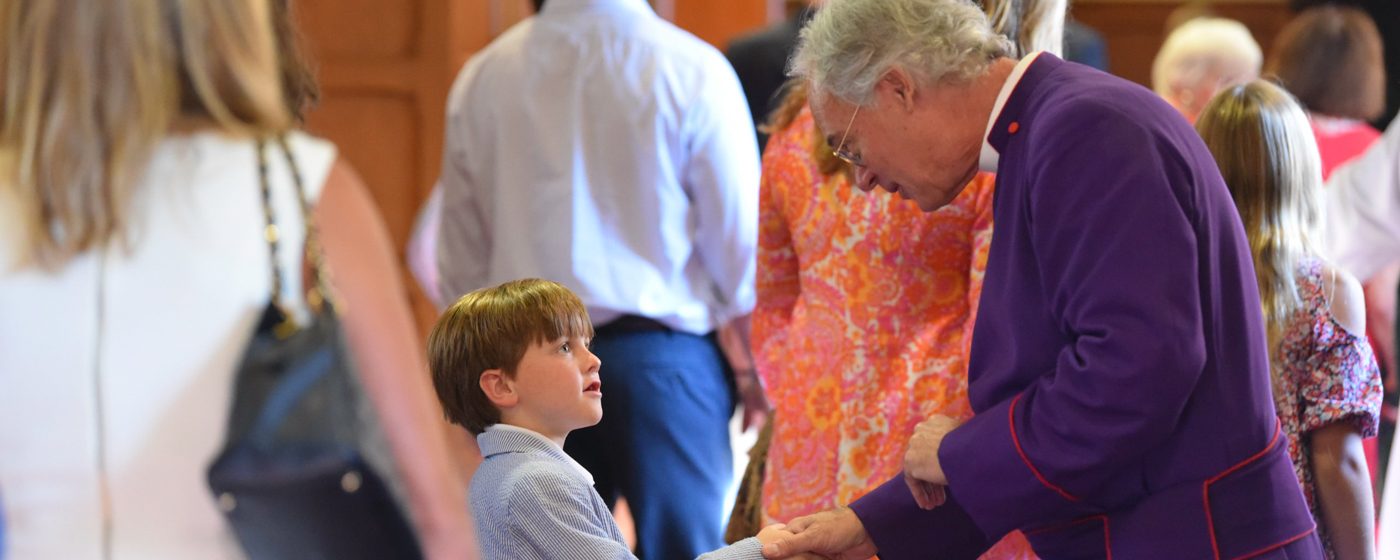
[1274,256,1383,558]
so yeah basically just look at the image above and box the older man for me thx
[760,0,1322,559]
[1151,16,1262,123]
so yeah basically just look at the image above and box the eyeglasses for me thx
[831,105,862,166]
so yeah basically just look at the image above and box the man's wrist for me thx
[734,367,765,388]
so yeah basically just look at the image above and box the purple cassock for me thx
[849,54,1322,559]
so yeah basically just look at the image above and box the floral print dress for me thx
[753,106,1035,559]
[1274,256,1383,558]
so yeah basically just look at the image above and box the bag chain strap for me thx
[256,135,335,338]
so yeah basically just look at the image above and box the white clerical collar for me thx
[979,51,1044,173]
[486,424,595,484]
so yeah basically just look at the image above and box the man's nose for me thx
[855,167,877,192]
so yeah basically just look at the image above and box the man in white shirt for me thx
[434,0,764,557]
[1323,116,1400,560]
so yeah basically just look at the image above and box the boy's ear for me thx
[479,369,519,409]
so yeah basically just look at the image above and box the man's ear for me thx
[879,68,918,112]
[480,369,519,409]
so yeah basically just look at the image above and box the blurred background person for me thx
[1323,95,1400,560]
[1198,80,1382,560]
[1267,5,1386,179]
[1290,0,1399,129]
[1062,0,1109,73]
[749,1,1063,559]
[433,0,766,557]
[1267,3,1397,500]
[1063,15,1109,72]
[1152,16,1262,123]
[0,0,477,558]
[727,0,820,153]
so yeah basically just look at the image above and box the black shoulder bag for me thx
[207,136,423,560]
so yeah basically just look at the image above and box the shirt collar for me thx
[482,424,595,485]
[539,0,653,16]
[979,52,1044,173]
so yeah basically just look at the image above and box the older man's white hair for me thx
[789,0,1015,106]
[1152,18,1262,100]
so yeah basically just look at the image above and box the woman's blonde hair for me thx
[2,0,293,269]
[1195,80,1322,353]
[981,0,1066,58]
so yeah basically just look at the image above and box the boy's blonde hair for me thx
[427,279,593,434]
[1195,80,1322,360]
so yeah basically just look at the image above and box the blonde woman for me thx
[1197,81,1383,560]
[0,1,475,558]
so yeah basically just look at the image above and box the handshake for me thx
[752,509,875,560]
[754,415,964,559]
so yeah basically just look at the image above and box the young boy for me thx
[428,279,789,559]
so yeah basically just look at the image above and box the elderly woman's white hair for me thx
[789,0,1015,106]
[1151,18,1262,113]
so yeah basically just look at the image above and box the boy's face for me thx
[510,334,603,437]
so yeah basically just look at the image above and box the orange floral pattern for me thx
[754,107,1035,559]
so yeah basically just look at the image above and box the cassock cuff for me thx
[940,394,1095,536]
[848,475,990,560]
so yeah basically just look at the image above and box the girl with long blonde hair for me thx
[1196,80,1382,560]
[0,0,476,557]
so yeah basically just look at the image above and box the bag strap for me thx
[256,135,336,337]
[248,347,338,447]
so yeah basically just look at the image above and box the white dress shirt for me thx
[1323,114,1400,560]
[979,52,1045,173]
[1323,117,1400,283]
[435,0,760,335]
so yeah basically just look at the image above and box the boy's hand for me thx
[755,523,794,546]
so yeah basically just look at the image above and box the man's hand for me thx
[761,507,876,560]
[735,368,772,432]
[903,415,963,509]
[717,316,770,432]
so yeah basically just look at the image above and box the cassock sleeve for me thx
[937,104,1209,537]
[848,475,992,560]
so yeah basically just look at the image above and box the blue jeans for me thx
[563,329,735,560]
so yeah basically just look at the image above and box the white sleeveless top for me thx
[0,131,337,559]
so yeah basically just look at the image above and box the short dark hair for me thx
[1266,6,1386,121]
[427,279,593,434]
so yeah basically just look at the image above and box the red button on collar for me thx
[1008,122,1020,134]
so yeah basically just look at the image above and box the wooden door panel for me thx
[298,0,419,58]
[305,95,421,245]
